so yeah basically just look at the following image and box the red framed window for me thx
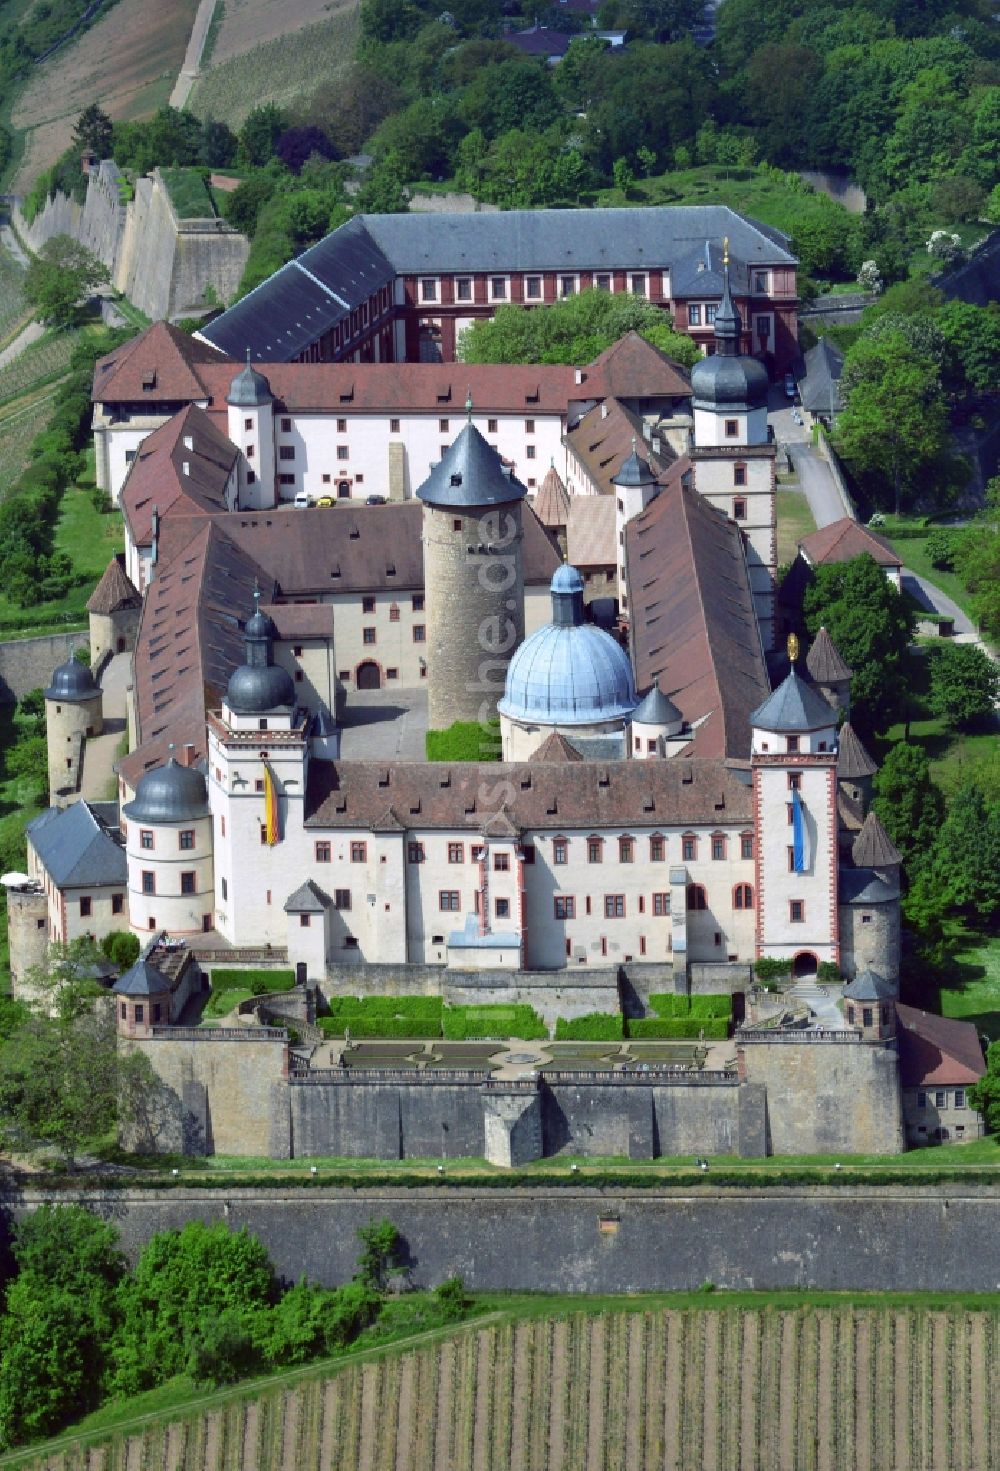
[790,899,805,922]
[734,883,754,910]
[652,893,669,916]
[350,842,367,863]
[554,896,575,920]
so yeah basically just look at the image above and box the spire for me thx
[466,388,473,423]
[713,236,741,357]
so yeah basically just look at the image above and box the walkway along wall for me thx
[5,1184,1000,1291]
[15,163,248,321]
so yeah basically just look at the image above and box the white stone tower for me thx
[226,357,276,509]
[612,440,659,612]
[122,752,215,937]
[417,421,527,731]
[750,638,840,977]
[689,242,777,650]
[44,656,103,806]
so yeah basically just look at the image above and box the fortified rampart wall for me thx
[0,630,82,703]
[16,163,248,321]
[5,1184,1000,1291]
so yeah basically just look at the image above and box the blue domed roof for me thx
[45,657,98,702]
[226,360,272,407]
[123,758,209,823]
[499,567,637,726]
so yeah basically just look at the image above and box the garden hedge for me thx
[648,993,732,1020]
[627,1017,729,1040]
[554,1013,624,1041]
[442,1004,546,1040]
[209,968,295,994]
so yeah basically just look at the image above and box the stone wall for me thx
[8,1184,1000,1291]
[17,163,248,322]
[740,1034,904,1155]
[0,631,80,703]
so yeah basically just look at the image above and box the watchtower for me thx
[416,422,527,730]
[44,656,103,806]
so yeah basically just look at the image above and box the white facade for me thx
[124,809,215,937]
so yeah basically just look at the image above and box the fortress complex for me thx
[12,255,985,1164]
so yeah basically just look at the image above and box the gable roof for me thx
[896,1003,985,1087]
[583,331,692,401]
[566,395,675,498]
[798,518,901,570]
[799,337,844,415]
[26,801,126,887]
[627,469,770,759]
[122,403,239,547]
[86,554,141,615]
[92,321,223,404]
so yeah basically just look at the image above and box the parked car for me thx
[316,496,334,507]
[293,490,313,508]
[784,372,797,399]
[366,494,387,505]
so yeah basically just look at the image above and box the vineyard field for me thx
[11,1304,1000,1470]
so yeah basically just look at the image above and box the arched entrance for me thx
[356,661,381,691]
[792,950,818,979]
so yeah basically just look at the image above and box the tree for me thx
[927,643,1000,729]
[933,784,1000,923]
[871,742,946,881]
[938,301,1000,394]
[801,554,914,736]
[100,930,141,969]
[459,288,700,368]
[930,174,985,223]
[276,126,336,174]
[354,154,409,214]
[24,236,108,327]
[969,1041,1000,1134]
[238,104,287,168]
[72,103,112,159]
[836,332,952,514]
[355,1217,402,1291]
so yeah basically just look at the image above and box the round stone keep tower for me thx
[417,423,527,731]
[44,656,103,806]
[123,755,214,937]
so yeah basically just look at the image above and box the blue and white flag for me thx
[792,787,811,873]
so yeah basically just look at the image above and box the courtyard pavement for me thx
[78,652,130,803]
[337,688,429,761]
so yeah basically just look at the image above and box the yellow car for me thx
[315,496,334,507]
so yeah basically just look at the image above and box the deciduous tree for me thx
[24,236,108,328]
[927,642,999,729]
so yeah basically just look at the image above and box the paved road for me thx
[785,442,848,530]
[169,0,219,109]
[79,653,130,803]
[0,317,43,370]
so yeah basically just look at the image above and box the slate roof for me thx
[305,756,752,830]
[798,517,901,570]
[838,867,897,906]
[508,24,573,56]
[836,722,877,780]
[26,801,125,888]
[534,465,571,527]
[86,554,141,615]
[852,810,902,868]
[113,959,172,997]
[843,969,896,1002]
[284,879,330,913]
[805,626,851,684]
[935,228,1000,310]
[567,494,617,569]
[627,468,769,759]
[122,403,239,547]
[566,396,675,498]
[751,669,836,733]
[197,208,795,361]
[799,338,844,416]
[896,1004,985,1088]
[633,682,683,726]
[416,423,528,508]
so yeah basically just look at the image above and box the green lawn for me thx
[939,929,1000,1039]
[159,167,216,221]
[879,516,979,625]
[776,487,816,566]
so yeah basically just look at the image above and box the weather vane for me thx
[787,632,799,664]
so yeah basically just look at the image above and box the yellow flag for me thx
[263,762,280,845]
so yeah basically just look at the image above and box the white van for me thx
[293,490,313,509]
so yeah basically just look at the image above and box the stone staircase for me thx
[786,977,846,1029]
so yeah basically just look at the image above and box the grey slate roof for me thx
[284,879,329,913]
[26,802,125,888]
[838,867,897,906]
[123,758,211,824]
[633,683,683,726]
[198,208,795,361]
[751,669,836,733]
[226,361,273,406]
[113,959,172,996]
[852,810,902,868]
[45,658,98,702]
[799,338,844,416]
[843,969,896,1002]
[416,423,527,508]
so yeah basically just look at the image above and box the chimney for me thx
[180,743,196,768]
[151,505,159,566]
[601,402,608,419]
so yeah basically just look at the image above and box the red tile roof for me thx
[583,331,692,402]
[534,464,570,528]
[627,467,770,759]
[798,518,901,569]
[896,1004,985,1087]
[86,553,140,615]
[92,321,223,404]
[122,403,239,547]
[566,396,675,498]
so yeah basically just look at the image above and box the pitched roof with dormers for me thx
[86,554,141,615]
[121,403,239,548]
[837,722,877,780]
[566,396,675,499]
[92,321,224,405]
[582,332,692,402]
[852,809,902,868]
[798,518,901,570]
[806,626,852,684]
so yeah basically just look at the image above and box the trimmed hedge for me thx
[648,993,732,1020]
[320,996,444,1039]
[443,1004,546,1041]
[209,968,295,994]
[627,1017,729,1040]
[752,958,792,982]
[425,720,501,762]
[318,1016,441,1040]
[554,1012,624,1041]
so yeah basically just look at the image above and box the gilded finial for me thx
[787,632,799,665]
[723,236,729,268]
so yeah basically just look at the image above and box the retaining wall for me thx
[5,1184,1000,1291]
[0,630,81,703]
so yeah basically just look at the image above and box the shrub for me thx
[816,961,842,984]
[443,1004,546,1040]
[100,931,140,969]
[752,957,792,983]
[320,996,443,1039]
[647,992,732,1020]
[627,1016,729,1039]
[554,1012,624,1040]
[425,720,501,762]
[209,968,295,994]
[925,528,960,571]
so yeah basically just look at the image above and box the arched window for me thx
[733,883,754,910]
[686,884,707,911]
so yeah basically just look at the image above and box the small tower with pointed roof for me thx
[806,626,852,718]
[750,640,841,976]
[688,240,778,651]
[416,423,527,730]
[227,356,275,510]
[612,439,659,609]
[630,680,684,758]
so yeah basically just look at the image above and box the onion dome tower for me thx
[689,247,769,449]
[612,439,660,611]
[123,754,213,937]
[226,354,275,508]
[44,655,103,806]
[498,564,637,760]
[224,590,296,720]
[417,422,527,731]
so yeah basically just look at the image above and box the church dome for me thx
[45,657,98,702]
[226,661,295,713]
[498,566,637,726]
[123,758,209,824]
[690,352,769,411]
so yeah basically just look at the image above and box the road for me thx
[785,442,850,530]
[169,0,219,109]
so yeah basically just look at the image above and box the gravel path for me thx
[0,316,43,370]
[169,0,219,108]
